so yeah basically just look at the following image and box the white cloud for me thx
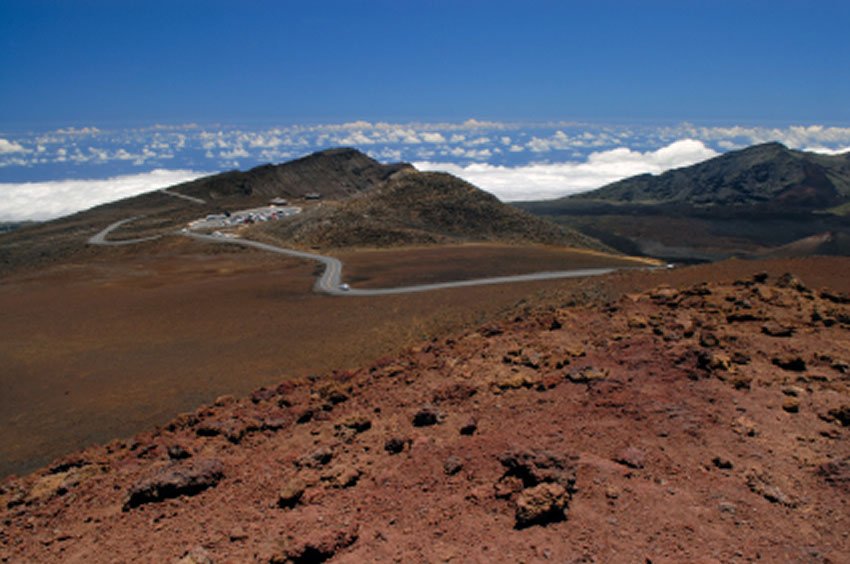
[465,136,491,146]
[148,123,199,131]
[53,126,101,135]
[672,123,850,151]
[0,138,27,154]
[374,148,403,161]
[335,131,375,145]
[717,140,742,150]
[804,146,850,156]
[421,132,446,143]
[461,118,507,129]
[0,169,208,221]
[219,147,249,159]
[415,139,718,201]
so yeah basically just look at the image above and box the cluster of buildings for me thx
[187,204,302,231]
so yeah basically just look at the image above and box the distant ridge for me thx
[515,143,850,260]
[532,142,850,214]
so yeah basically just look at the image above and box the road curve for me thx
[184,231,623,296]
[87,217,163,246]
[91,217,642,295]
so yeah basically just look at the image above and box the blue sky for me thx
[2,0,849,126]
[1,1,849,220]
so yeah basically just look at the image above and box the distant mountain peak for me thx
[293,146,375,162]
[564,141,850,212]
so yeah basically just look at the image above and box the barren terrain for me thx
[3,145,850,562]
[0,239,638,478]
[334,244,654,288]
[2,260,849,562]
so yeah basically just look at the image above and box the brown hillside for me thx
[168,147,411,202]
[251,169,609,251]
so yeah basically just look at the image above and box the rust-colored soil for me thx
[2,265,849,562]
[0,240,642,479]
[335,244,654,288]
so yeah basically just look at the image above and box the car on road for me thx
[339,283,350,291]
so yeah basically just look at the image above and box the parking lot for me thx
[187,205,301,231]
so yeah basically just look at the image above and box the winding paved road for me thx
[91,217,639,296]
[86,216,163,246]
[185,232,621,296]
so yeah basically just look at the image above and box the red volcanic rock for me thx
[3,273,850,562]
[123,459,224,511]
[515,483,569,529]
[383,437,409,455]
[498,449,578,492]
[277,478,306,509]
[772,355,808,372]
[826,405,850,427]
[614,447,646,470]
[265,525,358,563]
[412,404,442,426]
[817,457,850,492]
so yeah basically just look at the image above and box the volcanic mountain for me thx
[165,147,413,203]
[532,142,850,213]
[249,168,608,251]
[518,143,850,260]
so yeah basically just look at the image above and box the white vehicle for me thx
[339,283,350,291]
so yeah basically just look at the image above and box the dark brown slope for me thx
[757,231,850,259]
[166,147,411,202]
[251,168,611,251]
[532,142,850,213]
[2,265,849,562]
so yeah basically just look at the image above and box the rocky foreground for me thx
[2,273,850,562]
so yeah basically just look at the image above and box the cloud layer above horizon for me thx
[1,120,849,221]
[416,139,718,201]
[0,169,206,221]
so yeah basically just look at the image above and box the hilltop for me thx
[517,143,850,261]
[250,168,608,251]
[163,147,413,203]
